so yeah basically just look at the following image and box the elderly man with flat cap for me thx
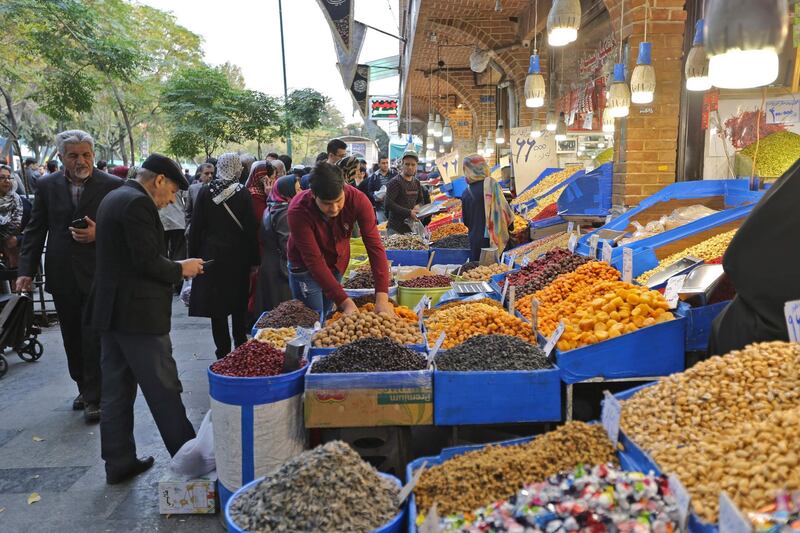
[88,153,205,484]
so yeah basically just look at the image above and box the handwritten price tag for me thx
[622,247,633,283]
[501,279,510,304]
[589,234,600,258]
[428,332,446,363]
[521,256,530,267]
[602,241,612,264]
[664,275,686,309]
[399,462,428,504]
[530,298,539,335]
[668,474,691,527]
[719,492,751,533]
[568,234,578,253]
[543,321,565,360]
[567,221,575,235]
[601,391,621,446]
[784,299,800,343]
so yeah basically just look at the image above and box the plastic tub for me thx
[428,248,471,265]
[397,285,453,309]
[385,249,430,267]
[225,472,406,533]
[208,364,308,511]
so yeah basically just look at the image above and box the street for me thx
[0,298,225,532]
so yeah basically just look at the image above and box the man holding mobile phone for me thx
[17,130,123,423]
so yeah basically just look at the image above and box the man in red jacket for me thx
[287,162,393,317]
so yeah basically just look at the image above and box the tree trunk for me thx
[0,84,29,195]
[257,140,262,160]
[109,83,135,164]
[118,133,128,166]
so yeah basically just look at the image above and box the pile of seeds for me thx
[458,263,509,281]
[436,335,550,371]
[352,294,397,307]
[413,421,617,516]
[210,341,285,377]
[343,269,376,289]
[383,234,427,250]
[432,234,470,249]
[423,298,504,318]
[311,338,427,373]
[312,311,424,347]
[255,300,319,329]
[228,441,399,533]
[398,275,452,288]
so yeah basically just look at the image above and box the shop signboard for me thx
[368,96,399,120]
[509,127,558,193]
[435,150,460,183]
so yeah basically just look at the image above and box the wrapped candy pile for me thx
[442,464,680,533]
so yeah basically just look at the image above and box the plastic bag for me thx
[660,204,718,231]
[170,410,215,477]
[180,279,192,307]
[619,220,662,245]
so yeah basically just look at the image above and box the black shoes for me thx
[84,403,101,423]
[72,394,85,410]
[106,456,155,485]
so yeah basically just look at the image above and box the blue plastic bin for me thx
[309,343,427,359]
[433,365,561,425]
[553,316,686,384]
[676,300,730,352]
[386,249,430,267]
[429,247,471,265]
[225,472,406,533]
[557,163,613,217]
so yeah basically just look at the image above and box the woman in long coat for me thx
[189,153,260,359]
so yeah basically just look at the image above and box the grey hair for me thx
[135,167,157,181]
[240,154,256,166]
[198,163,214,172]
[56,130,95,155]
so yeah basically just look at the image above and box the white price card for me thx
[668,474,691,527]
[543,321,565,359]
[664,275,686,309]
[622,247,633,283]
[567,221,575,235]
[419,502,441,533]
[568,234,578,253]
[501,279,510,304]
[601,391,621,446]
[414,295,431,315]
[784,299,800,343]
[500,252,507,266]
[719,492,751,533]
[521,256,530,267]
[427,332,446,364]
[589,234,600,258]
[605,214,613,225]
[602,241,612,264]
[508,286,516,314]
[530,298,539,335]
[398,462,428,504]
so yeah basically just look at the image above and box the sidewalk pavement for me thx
[0,298,225,532]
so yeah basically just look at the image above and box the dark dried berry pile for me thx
[210,341,285,377]
[459,261,481,273]
[436,334,551,371]
[343,270,375,289]
[310,337,427,373]
[432,234,470,249]
[398,275,452,288]
[506,248,591,298]
[255,300,320,328]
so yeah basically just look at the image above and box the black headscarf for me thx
[268,175,298,209]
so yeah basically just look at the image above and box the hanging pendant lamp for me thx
[524,54,546,108]
[631,42,656,104]
[433,114,443,137]
[555,112,568,141]
[438,143,445,154]
[705,0,788,89]
[530,117,543,138]
[547,0,581,47]
[426,136,434,150]
[426,113,435,136]
[477,136,485,156]
[602,107,615,133]
[686,19,711,91]
[495,119,506,145]
[485,130,495,154]
[545,110,558,131]
[442,119,453,143]
[608,63,631,118]
[426,148,436,161]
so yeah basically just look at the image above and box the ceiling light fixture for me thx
[685,19,711,91]
[547,0,581,47]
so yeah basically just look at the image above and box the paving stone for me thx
[0,466,90,493]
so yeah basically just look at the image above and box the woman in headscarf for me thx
[460,154,515,261]
[271,159,287,183]
[244,160,275,315]
[0,165,22,268]
[254,175,301,314]
[188,152,260,359]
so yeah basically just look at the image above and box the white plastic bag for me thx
[180,279,192,307]
[170,410,215,477]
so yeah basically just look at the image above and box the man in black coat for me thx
[88,154,204,484]
[17,130,123,422]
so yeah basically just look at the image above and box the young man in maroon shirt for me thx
[286,162,394,316]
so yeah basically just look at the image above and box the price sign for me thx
[601,391,621,446]
[501,279,510,304]
[399,462,428,504]
[567,221,575,235]
[784,299,800,343]
[427,332,446,363]
[419,502,440,533]
[510,127,558,192]
[508,286,516,314]
[501,252,507,266]
[589,234,600,258]
[605,214,613,225]
[543,321,565,360]
[622,247,633,283]
[664,275,686,309]
[530,298,539,335]
[568,234,578,253]
[719,492,751,533]
[602,241,612,264]
[414,295,431,315]
[521,256,530,267]
[668,474,691,528]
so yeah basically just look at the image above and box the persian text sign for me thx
[509,127,558,192]
[435,151,460,184]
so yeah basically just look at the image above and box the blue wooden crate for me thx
[386,249,430,267]
[554,316,686,384]
[676,300,729,352]
[429,247,471,265]
[433,366,561,425]
[557,163,613,217]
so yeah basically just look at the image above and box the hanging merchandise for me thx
[705,0,789,89]
[546,110,558,131]
[547,0,581,47]
[495,119,506,145]
[525,1,546,108]
[686,19,711,91]
[631,2,656,105]
[602,106,615,133]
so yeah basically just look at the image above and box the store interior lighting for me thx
[433,114,443,137]
[426,113,435,136]
[685,19,711,91]
[426,136,434,150]
[530,118,543,138]
[546,110,557,131]
[442,119,453,143]
[477,136,485,155]
[525,54,546,107]
[495,119,505,145]
[555,112,568,141]
[608,63,631,118]
[547,0,581,47]
[485,130,495,154]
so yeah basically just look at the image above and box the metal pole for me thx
[278,0,292,157]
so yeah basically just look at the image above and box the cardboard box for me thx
[158,471,218,515]
[304,359,433,428]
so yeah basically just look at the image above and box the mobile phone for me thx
[71,217,88,229]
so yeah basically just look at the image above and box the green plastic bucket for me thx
[397,285,452,309]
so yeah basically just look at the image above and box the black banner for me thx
[315,0,353,52]
[350,64,370,118]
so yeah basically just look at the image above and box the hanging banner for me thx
[350,64,370,118]
[435,150,460,184]
[369,97,400,120]
[335,21,367,89]
[315,0,353,52]
[509,127,558,192]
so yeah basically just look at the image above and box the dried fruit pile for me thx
[505,248,592,298]
[342,269,376,289]
[430,222,468,241]
[525,187,567,221]
[311,338,427,373]
[210,341,285,377]
[511,166,582,206]
[312,311,423,347]
[254,327,297,350]
[436,335,550,371]
[622,341,800,522]
[228,441,399,533]
[328,303,417,324]
[413,421,617,516]
[255,300,319,329]
[383,234,427,250]
[636,229,738,284]
[425,302,537,349]
[432,234,470,249]
[423,298,504,318]
[458,263,509,281]
[532,202,558,220]
[399,275,452,288]
[505,232,570,266]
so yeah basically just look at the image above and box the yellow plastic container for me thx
[397,285,452,309]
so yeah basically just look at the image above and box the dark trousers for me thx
[51,288,101,404]
[164,229,186,261]
[211,313,248,359]
[100,331,195,471]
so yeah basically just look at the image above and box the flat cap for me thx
[141,153,189,190]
